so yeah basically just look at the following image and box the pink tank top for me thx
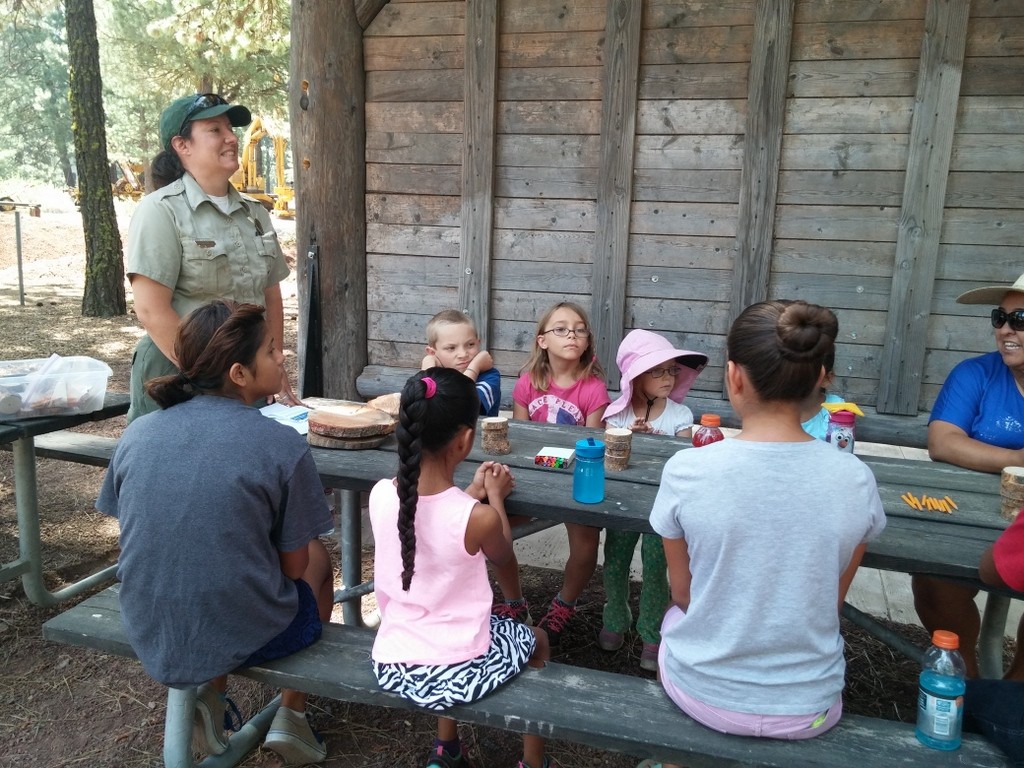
[369,480,493,664]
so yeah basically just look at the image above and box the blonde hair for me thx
[521,301,605,390]
[425,309,478,347]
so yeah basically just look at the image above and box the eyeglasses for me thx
[646,366,682,379]
[179,93,229,137]
[991,308,1024,332]
[542,326,590,338]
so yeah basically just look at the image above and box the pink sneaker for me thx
[598,627,624,651]
[640,642,659,671]
[536,598,576,645]
[492,599,532,624]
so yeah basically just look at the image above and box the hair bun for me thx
[776,301,835,363]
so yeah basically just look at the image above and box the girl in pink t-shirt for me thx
[512,301,610,646]
[370,368,556,768]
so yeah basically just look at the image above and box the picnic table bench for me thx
[44,584,1009,768]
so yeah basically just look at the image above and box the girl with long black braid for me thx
[370,369,557,768]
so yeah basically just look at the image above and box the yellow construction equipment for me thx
[230,117,295,218]
[68,160,144,206]
[112,161,144,201]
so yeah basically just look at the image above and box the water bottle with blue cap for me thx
[573,437,605,504]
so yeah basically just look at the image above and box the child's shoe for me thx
[517,756,559,768]
[192,683,241,755]
[492,598,533,625]
[264,706,327,765]
[640,642,660,672]
[426,744,474,768]
[536,597,576,646]
[598,627,624,651]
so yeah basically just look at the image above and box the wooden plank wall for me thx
[361,0,1024,415]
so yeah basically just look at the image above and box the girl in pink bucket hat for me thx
[600,330,707,670]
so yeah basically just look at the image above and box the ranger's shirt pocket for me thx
[248,231,280,284]
[179,237,231,296]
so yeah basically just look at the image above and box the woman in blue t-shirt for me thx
[915,273,1024,680]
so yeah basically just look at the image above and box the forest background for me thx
[1,0,290,191]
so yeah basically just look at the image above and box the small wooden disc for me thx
[307,431,390,450]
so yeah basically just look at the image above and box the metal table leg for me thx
[979,593,1011,679]
[335,489,365,626]
[842,601,926,665]
[163,687,281,768]
[5,437,115,606]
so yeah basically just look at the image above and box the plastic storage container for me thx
[0,355,112,419]
[692,414,725,447]
[915,629,966,751]
[825,409,856,453]
[573,437,605,504]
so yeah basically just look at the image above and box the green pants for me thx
[601,529,669,645]
[127,335,177,423]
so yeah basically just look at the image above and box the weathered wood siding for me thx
[360,0,1024,418]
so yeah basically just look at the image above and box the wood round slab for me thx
[366,392,401,418]
[308,403,396,439]
[307,430,390,450]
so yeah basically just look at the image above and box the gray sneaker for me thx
[192,683,230,755]
[264,706,327,765]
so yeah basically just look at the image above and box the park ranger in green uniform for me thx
[125,92,296,422]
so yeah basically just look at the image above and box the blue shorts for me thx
[242,579,322,668]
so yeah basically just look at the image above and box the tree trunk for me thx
[291,0,367,399]
[65,0,126,317]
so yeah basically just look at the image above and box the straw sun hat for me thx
[604,329,708,421]
[956,272,1024,305]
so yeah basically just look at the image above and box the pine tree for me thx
[66,0,126,317]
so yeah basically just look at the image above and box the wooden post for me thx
[459,0,499,345]
[877,0,969,415]
[291,0,368,399]
[727,0,795,330]
[354,0,389,29]
[591,0,642,390]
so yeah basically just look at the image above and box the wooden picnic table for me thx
[309,414,1014,676]
[0,392,130,606]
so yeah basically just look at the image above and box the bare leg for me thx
[559,523,600,603]
[492,551,524,602]
[912,574,981,678]
[437,716,458,742]
[1004,613,1024,681]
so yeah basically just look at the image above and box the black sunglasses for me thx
[179,93,229,137]
[991,308,1024,332]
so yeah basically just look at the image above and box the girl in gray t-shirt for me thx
[649,300,885,753]
[97,300,334,766]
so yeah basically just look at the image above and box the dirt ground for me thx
[0,189,998,768]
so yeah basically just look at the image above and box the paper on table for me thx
[260,402,311,434]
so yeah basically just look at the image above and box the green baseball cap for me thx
[159,93,252,151]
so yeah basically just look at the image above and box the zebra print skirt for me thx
[373,615,536,711]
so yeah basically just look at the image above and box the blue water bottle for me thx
[573,438,605,504]
[915,629,966,751]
